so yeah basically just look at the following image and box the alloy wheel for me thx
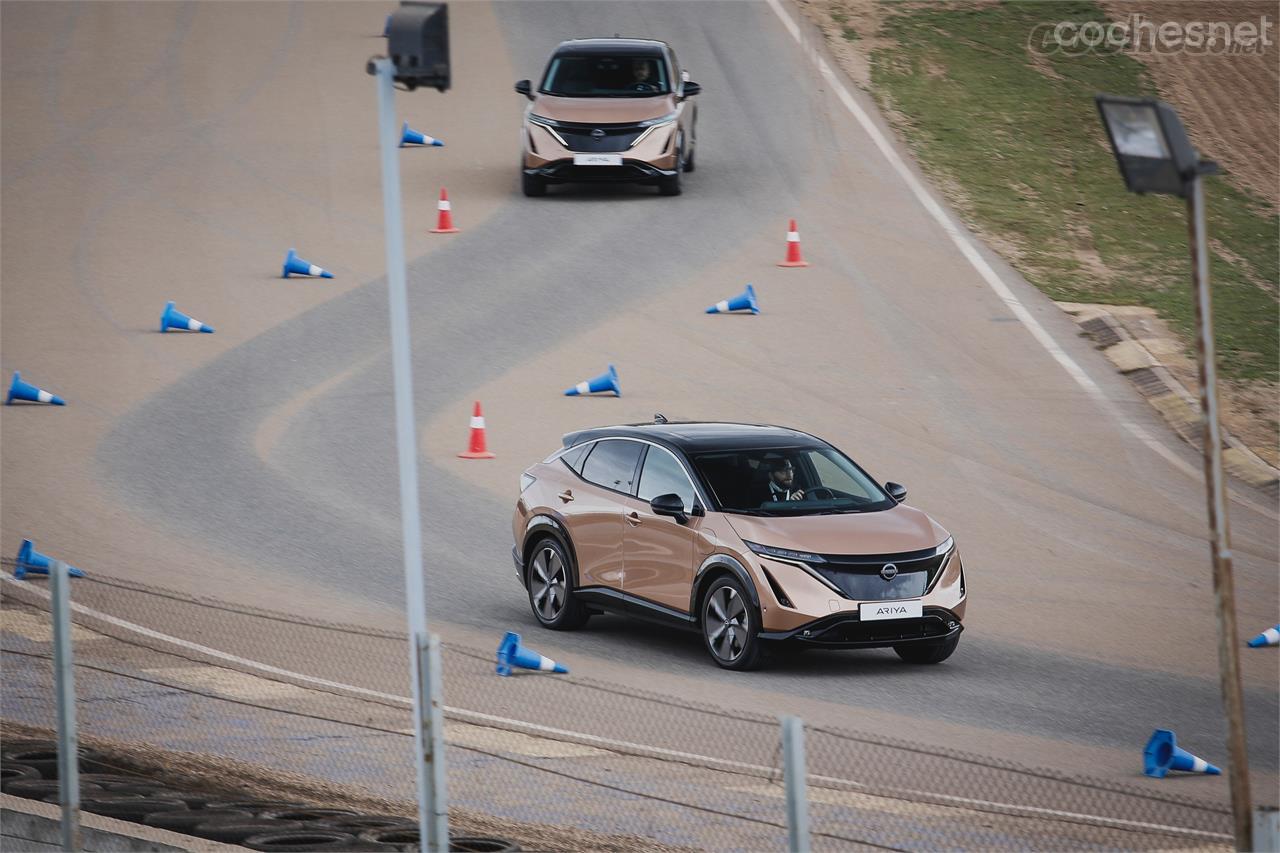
[530,547,566,621]
[704,585,747,662]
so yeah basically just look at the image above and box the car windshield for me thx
[541,55,670,97]
[692,447,895,516]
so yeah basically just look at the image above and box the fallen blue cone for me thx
[1143,729,1220,778]
[160,301,214,333]
[14,539,85,580]
[282,248,334,279]
[401,122,444,147]
[7,372,65,406]
[706,283,759,315]
[496,631,568,676]
[1247,625,1279,647]
[564,363,620,397]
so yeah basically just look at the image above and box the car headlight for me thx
[744,541,826,565]
[936,536,954,557]
[637,111,679,127]
[520,473,536,493]
[526,115,567,147]
[630,120,675,149]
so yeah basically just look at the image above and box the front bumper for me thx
[759,606,963,649]
[524,161,676,185]
[511,546,523,579]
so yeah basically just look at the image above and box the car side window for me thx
[580,439,644,494]
[637,446,696,512]
[559,442,592,474]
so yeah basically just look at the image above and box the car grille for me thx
[553,123,646,153]
[811,548,949,601]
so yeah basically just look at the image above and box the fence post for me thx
[50,559,82,852]
[418,632,449,850]
[782,715,810,853]
[1255,806,1279,853]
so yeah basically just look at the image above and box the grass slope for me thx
[869,1,1278,382]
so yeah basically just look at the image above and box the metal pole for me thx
[51,559,81,852]
[1253,806,1279,853]
[424,633,449,843]
[781,716,810,853]
[373,56,448,853]
[1187,175,1251,851]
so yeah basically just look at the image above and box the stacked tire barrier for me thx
[1,740,519,852]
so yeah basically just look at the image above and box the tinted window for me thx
[580,440,643,493]
[559,442,591,474]
[692,447,893,515]
[637,446,696,512]
[542,55,670,97]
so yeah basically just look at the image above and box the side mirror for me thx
[681,81,702,98]
[885,482,907,503]
[514,79,533,99]
[650,493,689,524]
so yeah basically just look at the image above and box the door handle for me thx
[558,490,574,503]
[625,511,641,526]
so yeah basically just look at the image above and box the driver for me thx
[630,59,657,91]
[766,458,805,502]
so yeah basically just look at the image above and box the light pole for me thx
[1095,94,1251,851]
[368,5,451,851]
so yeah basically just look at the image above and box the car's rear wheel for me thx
[701,576,763,670]
[893,633,960,664]
[521,170,546,197]
[526,538,588,630]
[658,135,684,196]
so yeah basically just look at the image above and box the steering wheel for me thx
[808,487,836,500]
[631,82,658,92]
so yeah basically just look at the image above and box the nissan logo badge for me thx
[880,563,898,581]
[591,128,605,139]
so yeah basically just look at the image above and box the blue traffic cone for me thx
[1247,625,1280,647]
[1143,729,1221,778]
[282,248,334,279]
[401,122,444,147]
[564,364,620,397]
[160,301,214,333]
[496,631,568,676]
[6,372,65,406]
[706,284,759,315]
[14,539,85,580]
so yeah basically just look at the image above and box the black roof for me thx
[561,422,828,453]
[553,38,668,57]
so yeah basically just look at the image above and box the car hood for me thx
[530,94,675,125]
[724,504,949,557]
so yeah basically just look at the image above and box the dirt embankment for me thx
[797,0,1279,471]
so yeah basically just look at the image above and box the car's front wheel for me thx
[701,575,763,670]
[521,170,547,198]
[893,633,959,664]
[658,134,684,196]
[525,537,588,629]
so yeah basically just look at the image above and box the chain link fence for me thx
[1,570,1233,850]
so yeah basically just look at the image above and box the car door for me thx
[623,444,701,613]
[566,439,644,591]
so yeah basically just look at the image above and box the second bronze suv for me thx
[512,421,967,670]
[514,38,700,197]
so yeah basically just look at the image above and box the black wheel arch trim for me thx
[690,553,760,615]
[521,513,579,588]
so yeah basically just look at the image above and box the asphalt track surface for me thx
[2,0,1277,809]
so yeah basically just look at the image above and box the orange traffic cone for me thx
[430,188,460,234]
[458,401,495,459]
[777,218,809,267]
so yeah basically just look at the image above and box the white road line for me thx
[0,576,1229,842]
[762,0,1276,521]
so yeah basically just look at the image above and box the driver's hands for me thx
[790,489,805,500]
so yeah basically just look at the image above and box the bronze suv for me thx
[512,421,967,670]
[514,38,700,197]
